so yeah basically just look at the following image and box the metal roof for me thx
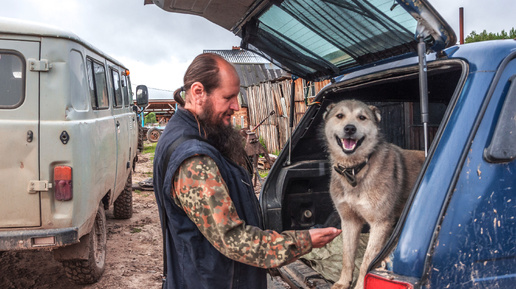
[204,48,270,64]
[205,49,290,88]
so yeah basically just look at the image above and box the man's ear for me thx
[190,82,206,106]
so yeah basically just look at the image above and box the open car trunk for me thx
[261,56,466,286]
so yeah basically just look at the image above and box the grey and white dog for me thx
[323,100,425,289]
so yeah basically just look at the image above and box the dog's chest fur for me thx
[330,143,406,219]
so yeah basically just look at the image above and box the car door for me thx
[428,54,516,288]
[0,39,41,228]
[109,67,130,197]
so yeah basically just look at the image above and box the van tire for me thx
[61,205,106,284]
[114,172,133,219]
[147,127,161,143]
[138,124,145,152]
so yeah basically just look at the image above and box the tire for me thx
[147,127,161,143]
[114,172,133,219]
[138,124,144,152]
[62,205,106,284]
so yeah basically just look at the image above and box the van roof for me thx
[0,17,127,69]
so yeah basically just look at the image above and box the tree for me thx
[465,28,516,43]
[144,112,157,125]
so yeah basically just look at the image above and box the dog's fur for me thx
[323,100,425,289]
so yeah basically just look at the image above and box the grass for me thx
[131,227,142,234]
[143,142,157,155]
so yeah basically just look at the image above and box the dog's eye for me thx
[358,115,367,121]
[336,113,344,119]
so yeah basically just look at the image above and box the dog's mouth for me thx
[335,135,365,154]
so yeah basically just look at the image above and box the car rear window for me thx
[245,0,417,80]
[0,52,24,108]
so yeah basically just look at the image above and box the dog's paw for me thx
[331,282,351,289]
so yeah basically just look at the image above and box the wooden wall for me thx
[245,78,331,153]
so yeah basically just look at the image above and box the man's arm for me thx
[172,155,312,269]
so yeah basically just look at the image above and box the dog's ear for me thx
[369,105,382,123]
[323,103,336,120]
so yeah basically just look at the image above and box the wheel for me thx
[114,172,133,219]
[62,205,106,284]
[147,127,161,143]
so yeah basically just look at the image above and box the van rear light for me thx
[54,166,72,201]
[364,273,413,289]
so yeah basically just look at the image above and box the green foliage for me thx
[465,28,516,43]
[259,136,267,154]
[259,170,269,178]
[145,112,157,125]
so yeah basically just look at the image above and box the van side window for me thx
[0,52,24,108]
[87,58,109,109]
[125,75,133,107]
[111,68,122,108]
[485,74,516,163]
[122,74,130,107]
[70,50,88,111]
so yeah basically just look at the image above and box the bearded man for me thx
[153,53,341,289]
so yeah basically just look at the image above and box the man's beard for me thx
[198,101,248,167]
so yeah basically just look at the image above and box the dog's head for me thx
[323,100,381,162]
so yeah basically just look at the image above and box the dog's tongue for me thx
[343,138,357,150]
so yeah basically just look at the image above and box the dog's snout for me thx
[344,124,356,135]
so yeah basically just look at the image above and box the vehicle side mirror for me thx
[136,85,149,107]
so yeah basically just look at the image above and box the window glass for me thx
[0,53,24,108]
[87,58,109,109]
[87,59,96,109]
[126,75,133,105]
[70,50,88,111]
[122,74,130,107]
[485,74,516,163]
[249,0,418,80]
[111,68,122,108]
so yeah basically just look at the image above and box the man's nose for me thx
[230,98,240,111]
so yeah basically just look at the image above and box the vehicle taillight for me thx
[364,273,413,289]
[54,166,72,201]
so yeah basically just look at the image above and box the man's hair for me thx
[173,53,225,106]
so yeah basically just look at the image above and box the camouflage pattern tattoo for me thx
[172,155,312,268]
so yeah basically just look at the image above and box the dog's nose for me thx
[344,124,356,135]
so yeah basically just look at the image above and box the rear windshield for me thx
[0,52,24,108]
[244,0,418,80]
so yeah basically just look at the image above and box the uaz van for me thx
[149,0,516,288]
[0,17,143,284]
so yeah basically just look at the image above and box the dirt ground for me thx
[0,145,287,289]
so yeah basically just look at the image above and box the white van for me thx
[0,17,141,284]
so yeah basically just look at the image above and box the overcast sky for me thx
[0,0,514,93]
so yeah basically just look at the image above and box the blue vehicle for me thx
[150,0,515,288]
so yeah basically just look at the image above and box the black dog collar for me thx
[333,161,368,187]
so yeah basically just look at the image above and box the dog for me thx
[322,100,425,289]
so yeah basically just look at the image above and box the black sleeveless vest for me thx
[153,108,266,289]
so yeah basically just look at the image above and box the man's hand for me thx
[309,227,341,248]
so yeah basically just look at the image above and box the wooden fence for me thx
[245,79,331,153]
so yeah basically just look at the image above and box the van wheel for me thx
[62,205,106,284]
[114,172,133,219]
[147,127,161,143]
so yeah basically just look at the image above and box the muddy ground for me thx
[0,145,288,289]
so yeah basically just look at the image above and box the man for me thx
[153,53,341,289]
